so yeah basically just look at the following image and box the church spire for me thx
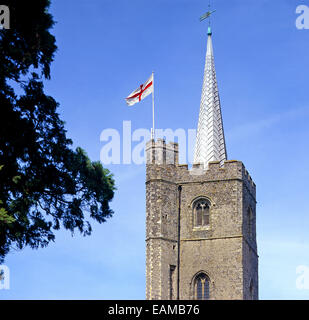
[193,27,227,168]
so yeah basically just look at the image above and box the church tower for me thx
[145,25,258,300]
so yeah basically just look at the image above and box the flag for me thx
[125,74,153,106]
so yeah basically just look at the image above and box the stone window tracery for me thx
[193,199,210,227]
[194,273,210,300]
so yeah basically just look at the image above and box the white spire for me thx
[194,27,227,168]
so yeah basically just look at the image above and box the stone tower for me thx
[145,27,258,300]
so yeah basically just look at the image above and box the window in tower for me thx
[194,273,210,300]
[193,199,210,227]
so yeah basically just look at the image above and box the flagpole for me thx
[152,71,155,140]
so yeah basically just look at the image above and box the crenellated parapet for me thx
[187,160,243,183]
[146,140,256,197]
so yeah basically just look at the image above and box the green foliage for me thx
[0,0,115,263]
[0,166,15,225]
[0,206,16,225]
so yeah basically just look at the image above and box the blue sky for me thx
[1,0,309,299]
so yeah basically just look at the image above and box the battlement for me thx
[182,160,243,182]
[146,139,179,165]
[146,140,256,198]
[188,160,256,197]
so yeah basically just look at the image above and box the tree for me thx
[0,0,115,263]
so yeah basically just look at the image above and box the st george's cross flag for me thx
[125,74,154,106]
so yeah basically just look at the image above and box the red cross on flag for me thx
[125,74,154,106]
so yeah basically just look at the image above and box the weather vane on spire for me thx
[199,0,216,34]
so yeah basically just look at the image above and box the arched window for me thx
[193,199,210,227]
[194,273,210,300]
